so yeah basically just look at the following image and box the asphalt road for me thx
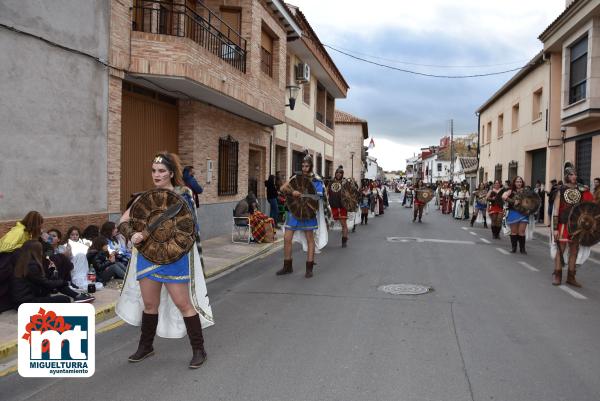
[3,193,600,401]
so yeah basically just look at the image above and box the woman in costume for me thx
[470,182,488,228]
[486,180,505,239]
[117,152,213,369]
[502,176,530,254]
[412,180,427,223]
[551,166,595,287]
[359,184,372,225]
[440,182,453,214]
[328,166,349,248]
[277,154,327,278]
[453,184,469,220]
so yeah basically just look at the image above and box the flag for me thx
[368,138,375,149]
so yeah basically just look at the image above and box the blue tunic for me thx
[285,177,323,231]
[135,187,199,284]
[506,209,529,225]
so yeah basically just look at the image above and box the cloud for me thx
[365,138,422,171]
[292,0,566,169]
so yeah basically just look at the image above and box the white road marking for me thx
[461,227,469,230]
[387,237,475,245]
[518,261,539,272]
[480,238,491,244]
[558,285,587,300]
[469,231,478,236]
[588,257,600,265]
[496,247,510,255]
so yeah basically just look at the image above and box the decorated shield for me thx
[568,201,600,247]
[286,175,318,220]
[514,189,541,216]
[341,179,359,211]
[129,188,196,265]
[416,188,434,204]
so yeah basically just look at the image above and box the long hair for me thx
[100,221,116,240]
[89,236,108,252]
[511,176,525,191]
[154,151,185,187]
[81,225,99,241]
[66,226,81,240]
[13,240,44,278]
[20,211,44,239]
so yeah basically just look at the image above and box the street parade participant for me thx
[412,180,432,223]
[278,154,328,278]
[403,183,414,208]
[359,184,372,225]
[471,182,488,228]
[502,176,537,254]
[117,152,213,369]
[440,182,453,214]
[487,180,505,239]
[453,183,470,220]
[551,166,596,287]
[328,166,350,248]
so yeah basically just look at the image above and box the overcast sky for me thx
[293,0,566,170]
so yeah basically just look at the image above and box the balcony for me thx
[132,0,246,73]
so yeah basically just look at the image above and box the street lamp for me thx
[350,151,355,180]
[285,85,300,110]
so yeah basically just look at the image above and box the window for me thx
[316,83,325,123]
[326,95,335,128]
[487,121,492,143]
[218,136,239,196]
[260,28,273,77]
[292,150,304,174]
[494,164,502,182]
[316,153,322,175]
[576,137,592,186]
[437,163,442,172]
[220,8,241,45]
[325,160,333,178]
[497,114,504,138]
[481,124,486,144]
[303,81,310,105]
[532,88,542,121]
[512,103,519,132]
[569,35,588,104]
[508,161,518,181]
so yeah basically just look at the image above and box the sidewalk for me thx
[0,230,283,373]
[532,223,600,256]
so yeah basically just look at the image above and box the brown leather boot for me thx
[305,261,314,278]
[510,235,518,253]
[128,312,158,362]
[342,237,348,248]
[470,215,476,227]
[276,259,293,275]
[552,270,562,286]
[183,314,207,369]
[518,235,527,255]
[566,270,582,288]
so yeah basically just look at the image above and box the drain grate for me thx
[378,283,431,295]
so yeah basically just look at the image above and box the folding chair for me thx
[232,210,252,244]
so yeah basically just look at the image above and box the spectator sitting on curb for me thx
[10,240,94,306]
[81,224,100,242]
[65,226,95,290]
[100,221,131,265]
[183,166,204,208]
[234,192,258,219]
[0,211,45,253]
[87,236,126,283]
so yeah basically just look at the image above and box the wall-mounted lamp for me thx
[285,85,300,110]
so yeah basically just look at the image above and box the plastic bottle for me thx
[87,264,96,283]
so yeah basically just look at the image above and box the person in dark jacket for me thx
[86,237,126,283]
[183,166,204,208]
[264,174,280,228]
[10,240,94,306]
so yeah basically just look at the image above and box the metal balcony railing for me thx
[132,0,247,73]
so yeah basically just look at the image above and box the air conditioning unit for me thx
[295,62,310,83]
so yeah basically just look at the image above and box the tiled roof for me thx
[458,156,479,173]
[538,0,584,41]
[334,109,369,138]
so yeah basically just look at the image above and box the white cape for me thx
[549,230,591,265]
[284,199,328,253]
[116,246,214,338]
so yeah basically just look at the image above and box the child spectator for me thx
[87,236,126,283]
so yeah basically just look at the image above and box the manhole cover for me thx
[378,284,431,295]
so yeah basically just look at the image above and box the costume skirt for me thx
[506,209,529,225]
[474,202,487,211]
[285,212,318,231]
[136,253,190,283]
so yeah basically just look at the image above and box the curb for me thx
[0,239,283,372]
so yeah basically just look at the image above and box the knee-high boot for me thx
[518,235,527,254]
[128,312,158,362]
[276,259,293,275]
[183,314,207,369]
[510,235,518,253]
[470,214,476,227]
[483,215,488,228]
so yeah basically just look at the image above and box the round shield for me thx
[514,189,541,216]
[286,175,318,220]
[129,188,195,265]
[342,179,359,211]
[416,188,434,204]
[568,201,600,247]
[563,188,582,205]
